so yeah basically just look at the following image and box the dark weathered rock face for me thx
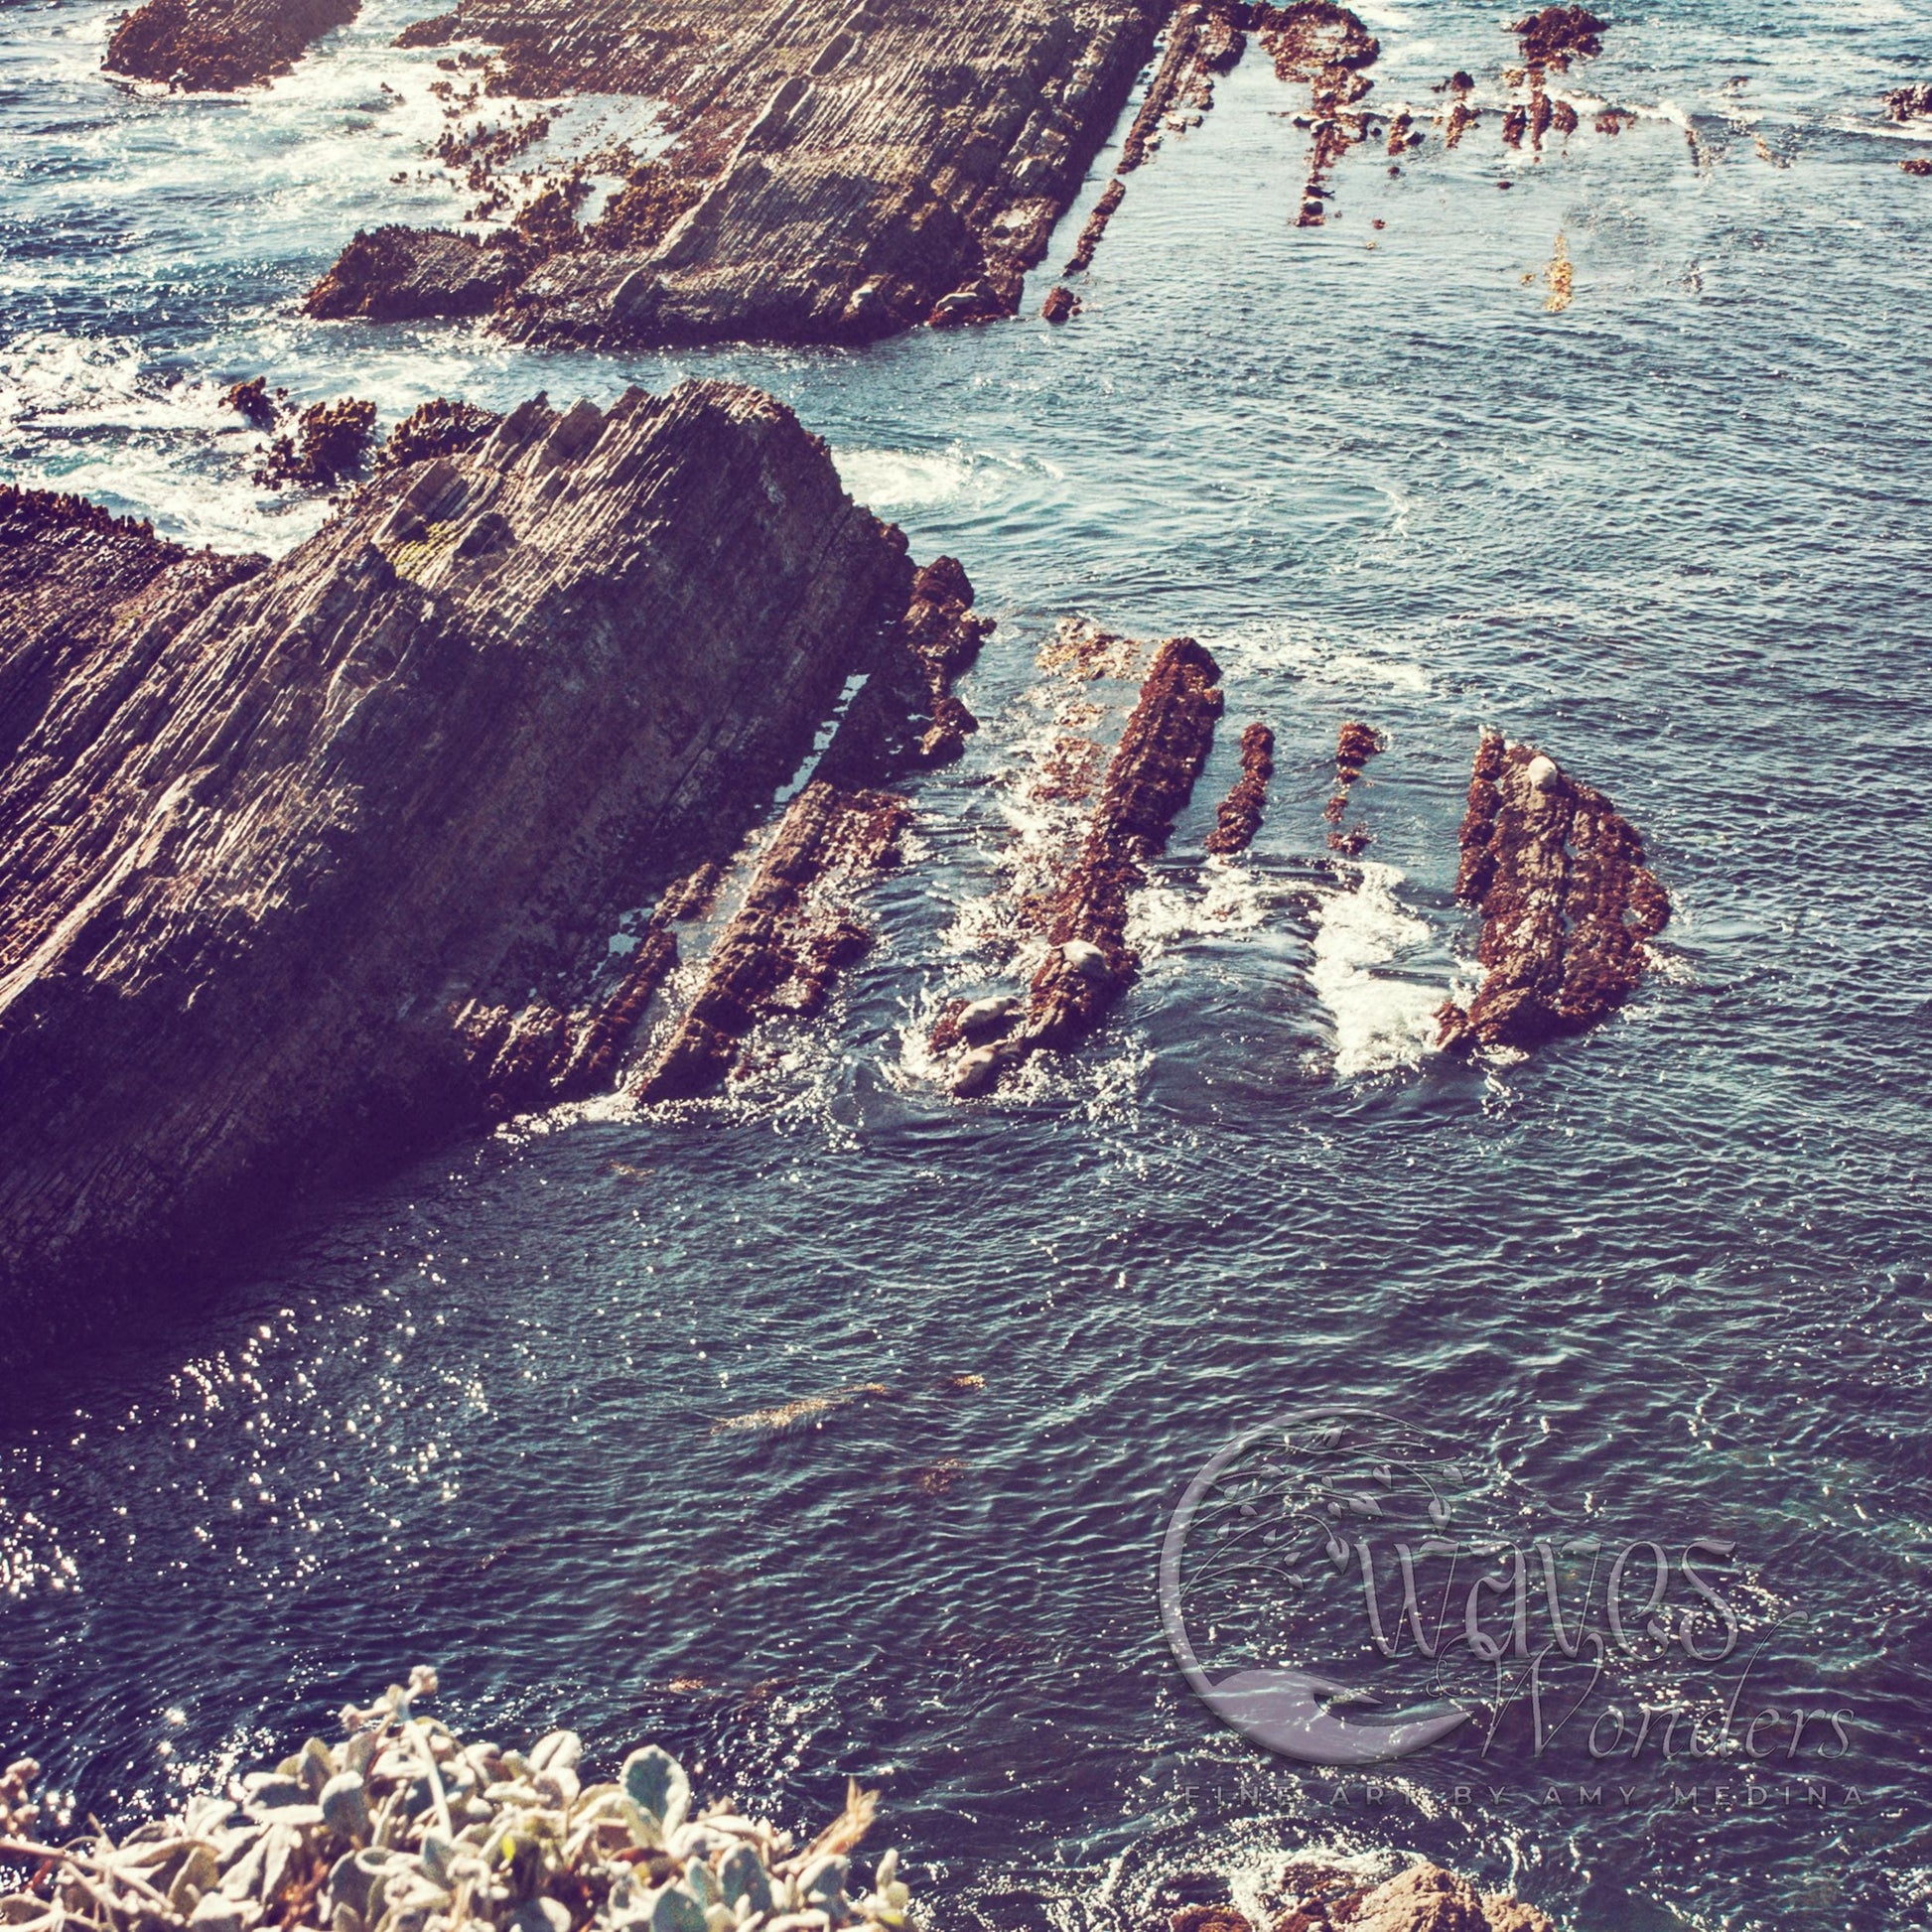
[307,227,527,324]
[0,381,936,1333]
[104,0,359,90]
[306,0,1165,345]
[1436,731,1669,1052]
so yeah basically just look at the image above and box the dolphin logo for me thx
[1159,1410,1471,1765]
[1191,1666,1468,1765]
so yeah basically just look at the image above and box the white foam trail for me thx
[1308,861,1443,1079]
[830,444,1058,516]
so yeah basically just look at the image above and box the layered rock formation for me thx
[1323,717,1383,856]
[1436,731,1668,1051]
[938,635,1223,1094]
[0,381,958,1335]
[104,0,359,90]
[635,558,989,1102]
[305,0,1167,346]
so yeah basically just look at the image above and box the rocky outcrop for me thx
[0,381,957,1337]
[306,226,526,323]
[1270,1861,1555,1932]
[1436,731,1668,1052]
[306,0,1166,346]
[104,0,359,90]
[1117,1,1247,173]
[1323,717,1383,855]
[635,558,989,1101]
[1022,636,1222,1052]
[1254,2,1381,226]
[1157,1861,1554,1932]
[1203,720,1274,854]
[940,635,1222,1094]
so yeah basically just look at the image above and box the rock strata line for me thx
[945,635,1222,1094]
[1203,720,1274,854]
[1436,730,1668,1051]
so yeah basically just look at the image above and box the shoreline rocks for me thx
[635,558,989,1102]
[939,635,1222,1095]
[1436,731,1668,1052]
[303,0,1167,348]
[1203,720,1275,855]
[104,0,360,90]
[1161,1859,1555,1932]
[0,380,963,1342]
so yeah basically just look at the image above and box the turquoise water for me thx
[2,2,1930,1925]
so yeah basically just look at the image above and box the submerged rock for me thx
[307,0,1166,347]
[105,0,360,90]
[0,382,947,1340]
[1436,730,1669,1051]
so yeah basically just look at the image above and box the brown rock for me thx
[1062,179,1127,275]
[1041,284,1082,322]
[636,555,988,1100]
[0,381,933,1337]
[1437,731,1668,1051]
[251,396,378,489]
[1333,1864,1555,1932]
[1013,635,1223,1062]
[1117,3,1248,174]
[374,397,502,472]
[1172,1910,1254,1932]
[1253,2,1380,226]
[1203,720,1274,854]
[394,10,462,45]
[105,0,358,89]
[221,375,279,432]
[305,225,527,323]
[1885,83,1932,121]
[1511,6,1605,71]
[313,0,1168,347]
[1323,717,1384,852]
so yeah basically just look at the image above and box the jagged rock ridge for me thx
[0,381,968,1335]
[1437,731,1669,1050]
[307,0,1167,346]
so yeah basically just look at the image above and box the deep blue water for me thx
[2,1,1930,1927]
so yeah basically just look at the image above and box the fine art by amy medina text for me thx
[1,0,1927,1928]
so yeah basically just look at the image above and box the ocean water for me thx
[3,1,1931,1927]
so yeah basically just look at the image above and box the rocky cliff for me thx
[306,0,1165,345]
[104,0,360,90]
[0,381,950,1336]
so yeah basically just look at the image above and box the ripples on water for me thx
[3,1,1931,1926]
